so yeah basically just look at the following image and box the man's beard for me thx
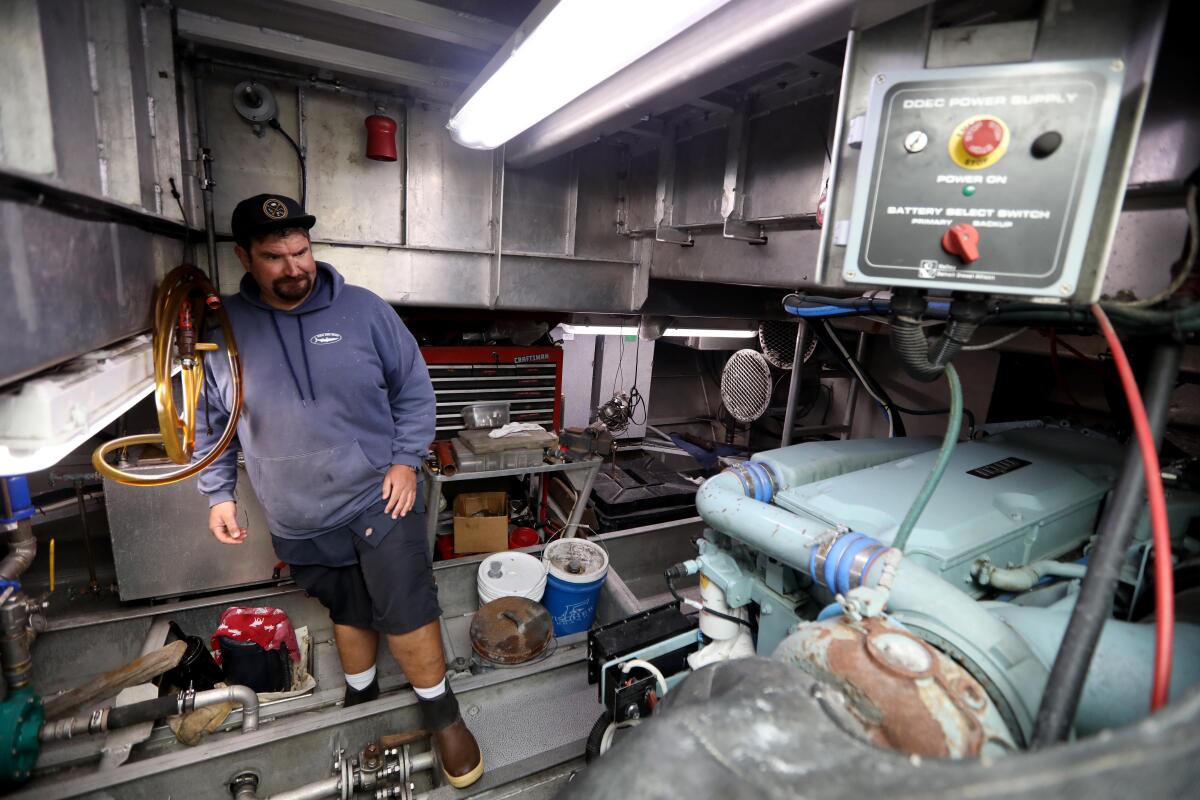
[273,275,311,302]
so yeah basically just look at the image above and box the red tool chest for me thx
[419,346,564,440]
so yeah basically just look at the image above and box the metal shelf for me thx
[421,457,603,552]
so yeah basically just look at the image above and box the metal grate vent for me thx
[758,320,816,370]
[720,349,773,423]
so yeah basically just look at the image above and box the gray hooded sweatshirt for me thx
[195,262,435,540]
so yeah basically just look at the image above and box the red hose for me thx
[1091,304,1174,710]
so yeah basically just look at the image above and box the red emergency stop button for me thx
[942,222,980,264]
[962,118,1005,157]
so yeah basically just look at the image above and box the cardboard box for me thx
[453,492,509,554]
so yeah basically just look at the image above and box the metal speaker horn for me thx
[232,80,277,124]
[758,320,816,370]
[720,349,772,424]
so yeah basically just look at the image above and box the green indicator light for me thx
[963,185,977,197]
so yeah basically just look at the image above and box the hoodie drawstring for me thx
[297,315,317,402]
[270,312,314,404]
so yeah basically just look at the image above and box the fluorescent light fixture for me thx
[561,325,638,336]
[662,328,756,338]
[448,0,732,149]
[561,325,754,338]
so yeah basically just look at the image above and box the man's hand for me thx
[382,464,417,519]
[209,501,246,545]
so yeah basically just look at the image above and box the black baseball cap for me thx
[231,194,316,249]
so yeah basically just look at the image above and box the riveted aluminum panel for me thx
[502,154,574,255]
[305,90,405,244]
[104,465,278,601]
[744,97,833,218]
[0,0,56,176]
[204,75,303,232]
[0,201,174,386]
[405,102,494,251]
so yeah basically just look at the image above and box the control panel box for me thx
[842,60,1123,298]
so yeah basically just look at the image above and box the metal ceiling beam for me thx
[176,9,474,102]
[280,0,512,52]
[503,0,927,167]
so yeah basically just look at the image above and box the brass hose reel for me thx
[92,266,243,486]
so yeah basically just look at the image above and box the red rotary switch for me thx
[941,222,980,264]
[962,117,1005,157]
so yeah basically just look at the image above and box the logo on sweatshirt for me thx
[310,332,342,345]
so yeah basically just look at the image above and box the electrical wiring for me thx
[666,573,754,631]
[988,302,1200,334]
[598,717,641,756]
[167,176,195,265]
[961,327,1029,351]
[620,659,669,698]
[783,292,953,318]
[1030,342,1180,747]
[786,293,1200,336]
[814,320,900,437]
[1091,304,1174,711]
[890,402,976,439]
[891,363,963,553]
[268,118,308,208]
[785,304,860,318]
[1048,329,1086,410]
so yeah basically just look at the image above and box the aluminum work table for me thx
[422,457,604,552]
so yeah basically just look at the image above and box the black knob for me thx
[1031,131,1063,159]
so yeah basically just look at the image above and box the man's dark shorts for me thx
[289,507,441,635]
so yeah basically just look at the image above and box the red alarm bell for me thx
[364,114,398,162]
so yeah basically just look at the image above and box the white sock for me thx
[345,665,377,691]
[413,677,447,700]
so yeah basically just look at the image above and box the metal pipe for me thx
[503,0,860,167]
[564,459,602,539]
[40,684,260,742]
[267,775,342,800]
[839,332,866,439]
[193,70,220,291]
[0,593,33,692]
[974,561,1089,593]
[411,750,435,773]
[0,521,37,582]
[780,322,807,446]
[430,441,458,477]
[194,684,260,733]
[1032,341,1182,747]
[72,480,100,593]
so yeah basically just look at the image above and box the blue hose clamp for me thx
[744,461,775,503]
[725,461,778,503]
[823,532,866,593]
[811,530,891,596]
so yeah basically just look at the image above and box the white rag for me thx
[488,422,546,438]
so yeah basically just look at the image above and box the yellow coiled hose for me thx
[92,265,243,486]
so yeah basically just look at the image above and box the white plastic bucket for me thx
[477,552,547,607]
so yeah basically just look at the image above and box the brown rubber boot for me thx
[418,684,483,789]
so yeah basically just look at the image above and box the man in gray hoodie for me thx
[196,193,482,788]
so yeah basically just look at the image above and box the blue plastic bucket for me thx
[540,539,609,636]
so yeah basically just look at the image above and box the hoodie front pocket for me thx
[249,440,383,532]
